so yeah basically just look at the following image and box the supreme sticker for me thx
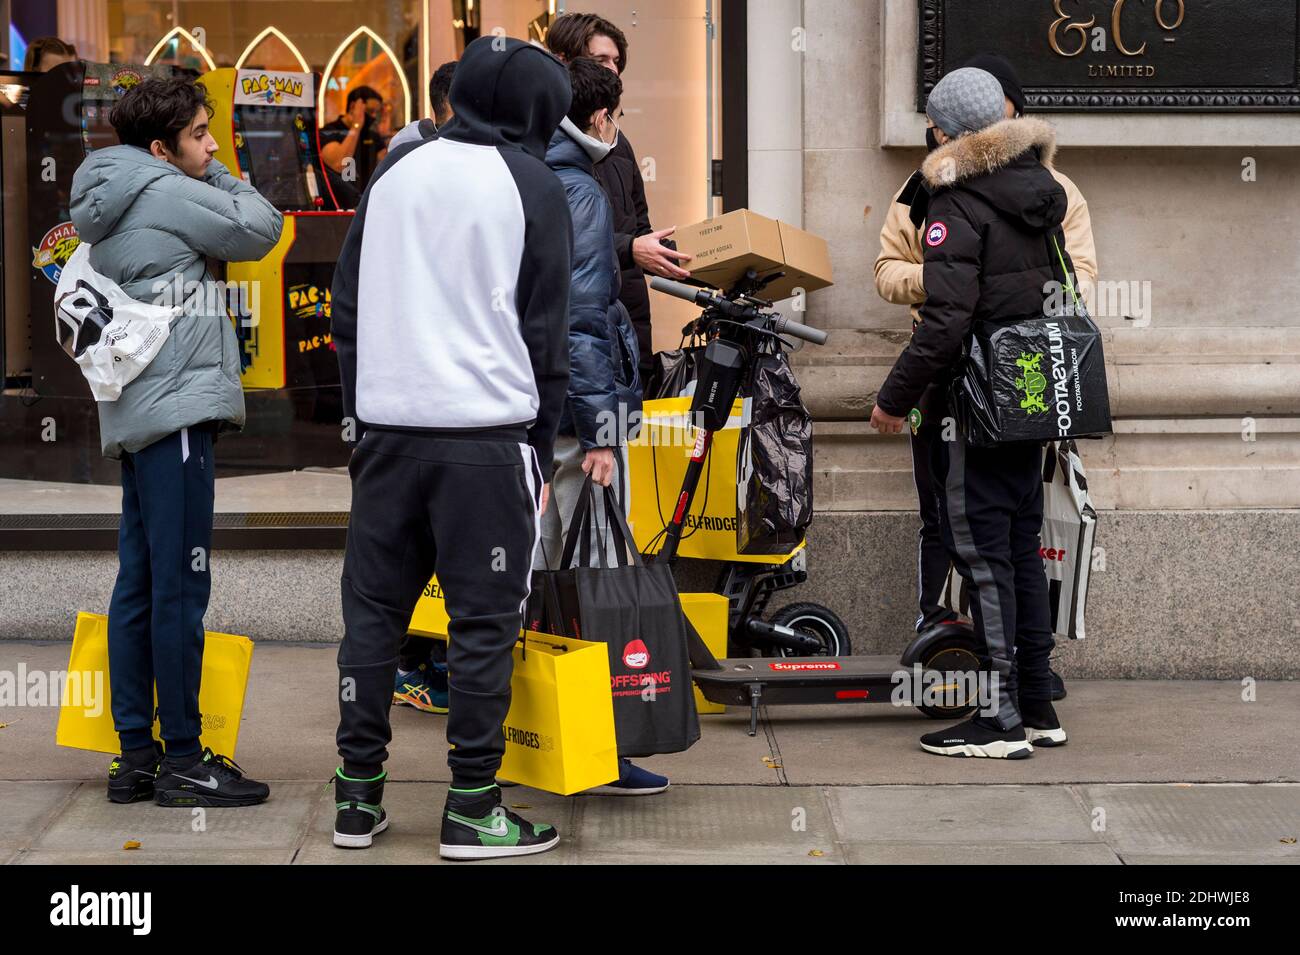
[769,661,842,672]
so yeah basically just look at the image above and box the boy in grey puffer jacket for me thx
[69,76,282,807]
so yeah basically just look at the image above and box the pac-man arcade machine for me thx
[201,67,350,394]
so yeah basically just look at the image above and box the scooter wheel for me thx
[916,635,983,720]
[768,603,852,657]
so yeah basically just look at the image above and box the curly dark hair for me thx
[565,56,622,131]
[429,61,457,124]
[546,12,628,74]
[109,76,212,154]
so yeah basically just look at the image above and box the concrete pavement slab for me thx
[769,679,1300,784]
[841,842,1121,864]
[1077,783,1300,863]
[826,784,1103,845]
[567,784,841,864]
[28,781,321,858]
[0,781,79,864]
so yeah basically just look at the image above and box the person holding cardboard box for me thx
[537,56,671,798]
[546,12,693,381]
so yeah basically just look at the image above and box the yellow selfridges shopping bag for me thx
[625,397,805,564]
[55,611,254,757]
[498,631,618,795]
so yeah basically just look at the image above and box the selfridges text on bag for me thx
[948,233,1112,447]
[54,242,180,401]
[941,440,1097,641]
[736,349,814,554]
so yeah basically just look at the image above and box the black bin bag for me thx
[737,351,814,554]
[647,343,703,399]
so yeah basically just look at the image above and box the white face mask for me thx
[560,115,614,163]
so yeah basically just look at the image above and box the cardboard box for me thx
[674,209,833,301]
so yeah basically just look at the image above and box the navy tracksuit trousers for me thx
[108,425,215,758]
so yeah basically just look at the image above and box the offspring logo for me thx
[622,639,649,669]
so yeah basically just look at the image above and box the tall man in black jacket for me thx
[329,37,573,859]
[547,12,693,380]
[870,68,1069,760]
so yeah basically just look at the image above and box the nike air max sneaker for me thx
[333,769,389,848]
[439,784,559,860]
[920,717,1034,759]
[1020,698,1068,747]
[107,743,162,804]
[153,748,271,807]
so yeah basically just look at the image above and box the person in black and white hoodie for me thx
[329,36,573,861]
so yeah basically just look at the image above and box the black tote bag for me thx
[948,232,1112,447]
[543,478,700,758]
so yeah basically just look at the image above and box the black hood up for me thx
[437,36,571,161]
[922,117,1065,233]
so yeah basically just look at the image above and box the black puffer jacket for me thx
[545,121,642,449]
[877,117,1071,417]
[594,132,654,376]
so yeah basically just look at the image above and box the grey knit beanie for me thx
[926,67,1005,138]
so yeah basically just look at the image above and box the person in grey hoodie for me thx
[69,76,282,807]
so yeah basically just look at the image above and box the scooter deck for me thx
[692,655,904,707]
[693,654,952,736]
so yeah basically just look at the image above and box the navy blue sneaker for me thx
[589,759,669,796]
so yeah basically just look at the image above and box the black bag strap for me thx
[1046,230,1085,317]
[601,482,643,568]
[1042,442,1058,484]
[559,477,596,569]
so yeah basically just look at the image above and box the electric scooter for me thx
[648,274,985,736]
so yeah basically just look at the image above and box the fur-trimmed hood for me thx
[921,117,1065,234]
[922,117,1057,190]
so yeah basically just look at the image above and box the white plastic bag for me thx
[54,242,180,401]
[940,440,1097,640]
[1038,440,1097,640]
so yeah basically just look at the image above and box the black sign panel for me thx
[919,0,1300,111]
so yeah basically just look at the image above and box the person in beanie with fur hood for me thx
[874,55,1094,705]
[870,67,1071,759]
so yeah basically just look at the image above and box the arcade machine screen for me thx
[237,108,313,210]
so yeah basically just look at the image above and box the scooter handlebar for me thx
[648,276,710,306]
[772,315,829,346]
[649,277,828,346]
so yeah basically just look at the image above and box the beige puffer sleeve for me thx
[874,180,927,325]
[1051,168,1097,313]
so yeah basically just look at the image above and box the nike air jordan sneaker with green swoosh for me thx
[333,768,390,848]
[439,784,560,860]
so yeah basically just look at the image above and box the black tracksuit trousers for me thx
[909,424,956,633]
[336,427,542,788]
[928,430,1055,729]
